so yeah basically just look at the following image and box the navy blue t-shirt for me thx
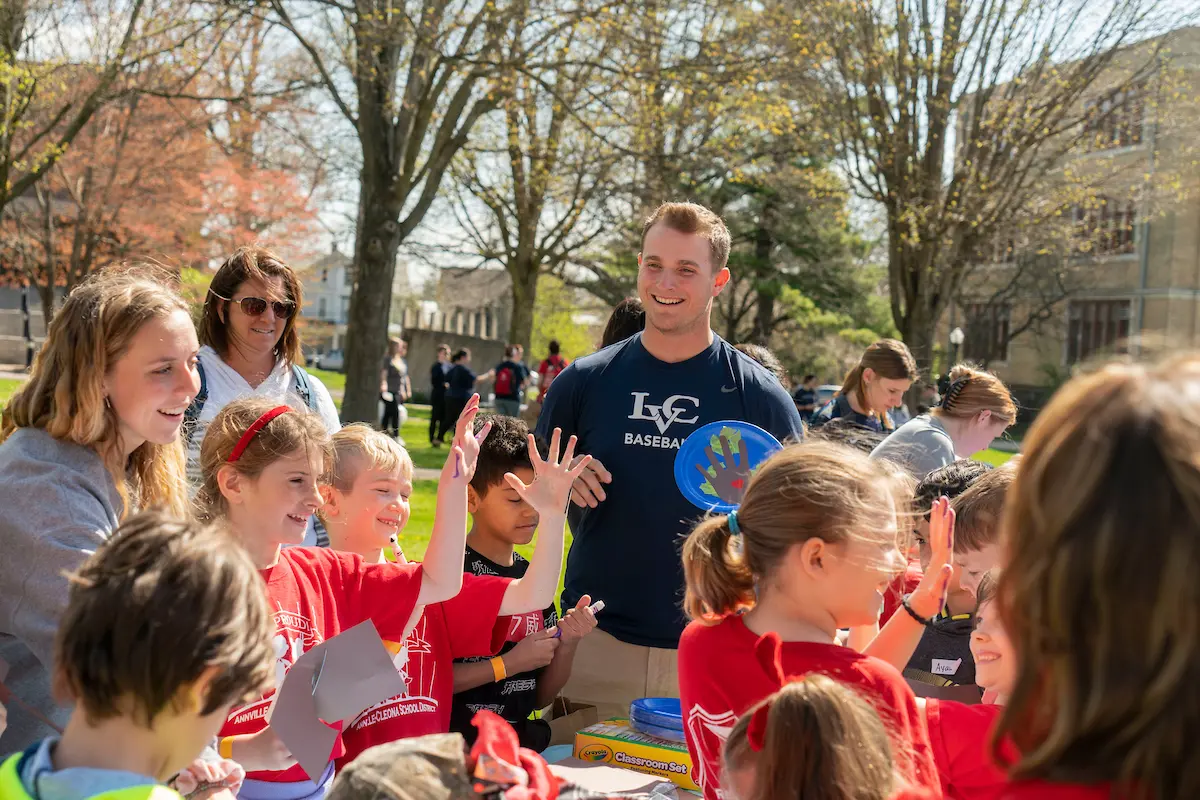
[810,393,894,432]
[535,332,803,648]
[446,364,477,399]
[430,361,450,399]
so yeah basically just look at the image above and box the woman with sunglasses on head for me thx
[187,247,341,544]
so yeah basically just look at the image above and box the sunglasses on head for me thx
[211,290,295,319]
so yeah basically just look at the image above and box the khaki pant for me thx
[561,629,679,721]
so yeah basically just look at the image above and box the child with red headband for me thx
[191,394,587,799]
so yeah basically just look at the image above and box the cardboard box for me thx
[573,718,699,792]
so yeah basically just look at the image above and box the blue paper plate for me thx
[629,697,683,730]
[673,420,783,513]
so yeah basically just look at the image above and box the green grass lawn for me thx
[0,377,22,411]
[975,448,1016,467]
[308,367,346,395]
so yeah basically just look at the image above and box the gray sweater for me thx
[0,427,122,752]
[869,414,957,480]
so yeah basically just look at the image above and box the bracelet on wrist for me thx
[490,656,507,682]
[901,596,935,627]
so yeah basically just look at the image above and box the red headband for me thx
[227,406,292,463]
[746,632,789,752]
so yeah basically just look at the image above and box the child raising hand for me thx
[678,441,949,800]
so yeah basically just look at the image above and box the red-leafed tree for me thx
[0,86,318,320]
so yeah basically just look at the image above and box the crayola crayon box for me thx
[573,718,699,792]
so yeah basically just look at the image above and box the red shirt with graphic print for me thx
[218,547,424,784]
[678,615,939,800]
[337,572,512,766]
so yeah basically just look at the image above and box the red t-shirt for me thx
[882,561,925,624]
[337,573,512,766]
[678,615,939,800]
[536,355,568,402]
[926,700,1017,799]
[219,547,424,784]
[1000,781,1115,799]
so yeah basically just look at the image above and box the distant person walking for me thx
[429,343,451,447]
[444,348,494,433]
[792,374,819,417]
[492,344,526,417]
[536,340,569,404]
[379,337,411,439]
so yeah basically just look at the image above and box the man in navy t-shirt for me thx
[536,201,802,718]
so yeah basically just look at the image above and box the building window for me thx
[317,297,327,320]
[1067,300,1131,364]
[1084,86,1144,150]
[1072,197,1137,256]
[962,303,1011,362]
[340,296,350,322]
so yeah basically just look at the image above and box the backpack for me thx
[539,356,565,400]
[182,359,317,448]
[494,364,515,398]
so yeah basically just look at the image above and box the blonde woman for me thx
[0,268,199,750]
[870,363,1017,479]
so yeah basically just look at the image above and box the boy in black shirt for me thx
[449,415,598,751]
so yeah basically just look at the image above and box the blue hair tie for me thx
[727,508,741,535]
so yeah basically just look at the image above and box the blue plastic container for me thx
[629,697,684,742]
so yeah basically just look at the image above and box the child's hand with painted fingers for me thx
[229,726,297,773]
[697,434,752,505]
[553,594,599,646]
[909,496,955,620]
[506,428,592,516]
[441,394,492,483]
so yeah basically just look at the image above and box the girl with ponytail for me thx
[678,441,954,800]
[810,339,919,432]
[871,363,1016,479]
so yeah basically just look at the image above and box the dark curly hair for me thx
[471,414,549,496]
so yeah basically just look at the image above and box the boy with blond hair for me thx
[0,510,275,800]
[951,458,1020,596]
[317,423,583,766]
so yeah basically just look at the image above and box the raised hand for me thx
[909,496,955,619]
[505,428,592,516]
[696,434,752,505]
[441,394,492,483]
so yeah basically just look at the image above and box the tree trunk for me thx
[752,223,775,345]
[507,259,539,350]
[341,177,403,423]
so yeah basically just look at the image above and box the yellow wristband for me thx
[218,736,235,759]
[490,656,507,682]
